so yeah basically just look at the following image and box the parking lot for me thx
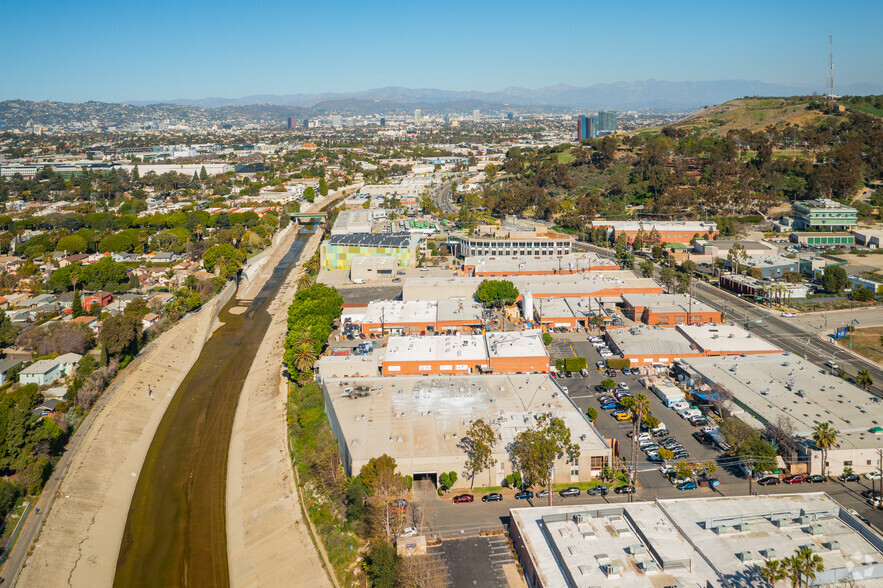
[546,331,746,492]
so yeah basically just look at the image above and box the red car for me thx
[783,474,806,484]
[452,494,474,503]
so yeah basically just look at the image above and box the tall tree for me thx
[621,393,650,500]
[811,421,836,478]
[460,419,498,488]
[510,415,580,506]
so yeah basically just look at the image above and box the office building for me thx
[473,109,480,122]
[511,493,883,588]
[320,374,612,487]
[792,199,857,231]
[593,220,719,245]
[331,115,342,128]
[414,109,421,121]
[379,117,386,127]
[506,112,514,120]
[597,110,618,133]
[452,225,575,258]
[461,252,618,277]
[286,117,296,129]
[576,115,595,140]
[302,118,309,129]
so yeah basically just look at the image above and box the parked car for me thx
[647,454,665,462]
[514,490,534,500]
[866,471,882,481]
[481,493,503,502]
[757,476,781,486]
[536,489,550,498]
[613,411,632,421]
[618,382,629,390]
[860,489,881,499]
[630,368,641,376]
[587,485,609,496]
[840,473,860,483]
[400,526,418,537]
[783,474,806,484]
[614,485,636,494]
[559,487,581,497]
[580,369,590,377]
[600,401,621,410]
[621,368,630,376]
[452,494,474,503]
[677,481,698,491]
[806,475,827,483]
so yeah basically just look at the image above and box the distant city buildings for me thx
[576,115,595,140]
[379,117,386,127]
[597,110,618,134]
[473,109,480,122]
[331,115,342,128]
[414,109,421,121]
[286,117,296,129]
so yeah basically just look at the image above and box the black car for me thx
[840,473,861,483]
[692,431,713,445]
[481,493,503,502]
[614,485,636,494]
[807,475,827,483]
[559,487,581,497]
[860,489,882,499]
[587,485,609,496]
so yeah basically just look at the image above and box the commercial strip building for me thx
[349,256,398,282]
[620,293,722,326]
[381,330,549,376]
[790,232,855,247]
[321,375,611,487]
[510,493,883,587]
[320,232,425,270]
[719,273,810,301]
[593,220,719,245]
[677,354,883,476]
[330,208,390,235]
[606,324,780,366]
[452,225,574,258]
[734,254,800,279]
[461,252,618,277]
[360,299,484,335]
[792,199,858,231]
[402,271,662,302]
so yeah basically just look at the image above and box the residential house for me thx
[70,315,99,333]
[0,358,22,385]
[58,253,90,268]
[19,293,57,309]
[19,353,82,386]
[84,291,113,308]
[142,313,160,329]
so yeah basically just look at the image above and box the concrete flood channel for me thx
[114,223,317,587]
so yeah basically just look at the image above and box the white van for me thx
[678,408,701,420]
[651,422,667,436]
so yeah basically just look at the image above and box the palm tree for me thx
[622,393,650,500]
[296,273,313,290]
[760,558,787,587]
[857,369,873,390]
[292,334,318,372]
[812,421,837,478]
[304,256,320,274]
[787,548,823,588]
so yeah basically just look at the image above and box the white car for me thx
[866,471,882,481]
[400,526,418,538]
[618,382,629,390]
[780,312,796,318]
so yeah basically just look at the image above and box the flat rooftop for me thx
[795,198,857,211]
[679,354,883,449]
[594,220,718,232]
[486,330,547,358]
[322,374,609,465]
[608,325,697,357]
[536,296,599,319]
[621,293,718,315]
[384,334,487,363]
[436,298,484,324]
[464,252,616,273]
[677,324,782,354]
[363,300,436,325]
[512,493,883,588]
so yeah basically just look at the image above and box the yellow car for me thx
[613,411,632,421]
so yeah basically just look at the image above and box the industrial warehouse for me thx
[320,374,612,487]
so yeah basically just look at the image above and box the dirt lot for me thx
[836,326,883,365]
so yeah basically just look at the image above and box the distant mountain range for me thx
[131,80,883,111]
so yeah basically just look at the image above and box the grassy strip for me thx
[286,382,362,585]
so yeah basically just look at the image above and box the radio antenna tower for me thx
[825,35,835,105]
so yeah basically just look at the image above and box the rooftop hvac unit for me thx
[737,551,754,562]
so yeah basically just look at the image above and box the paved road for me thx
[431,180,456,216]
[690,280,883,396]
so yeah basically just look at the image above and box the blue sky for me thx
[2,0,882,102]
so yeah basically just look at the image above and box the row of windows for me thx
[804,237,853,244]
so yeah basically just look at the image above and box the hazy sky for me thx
[3,0,882,102]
